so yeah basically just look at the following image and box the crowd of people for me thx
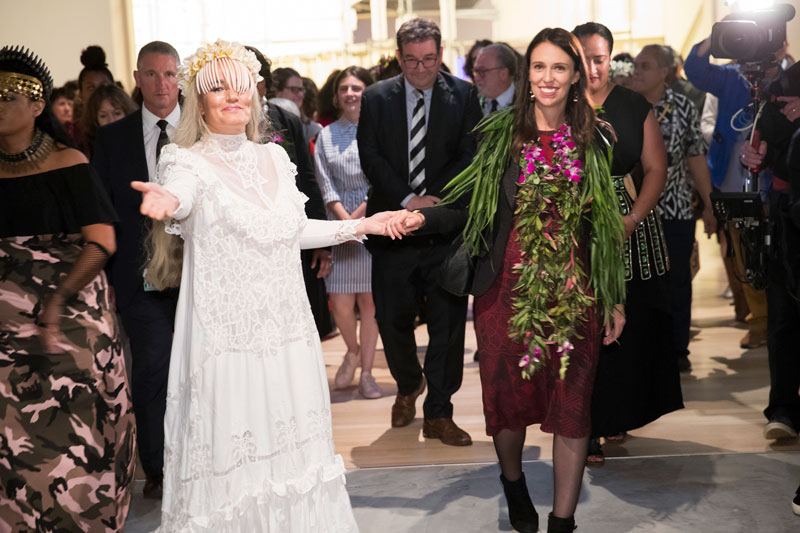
[1,12,799,533]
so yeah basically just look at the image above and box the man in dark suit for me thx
[357,18,481,446]
[92,41,181,498]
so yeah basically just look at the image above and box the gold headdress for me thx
[178,40,263,94]
[0,45,52,100]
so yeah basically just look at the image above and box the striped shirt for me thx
[314,117,372,293]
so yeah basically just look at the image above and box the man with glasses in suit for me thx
[357,18,482,446]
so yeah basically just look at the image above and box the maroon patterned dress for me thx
[474,133,601,438]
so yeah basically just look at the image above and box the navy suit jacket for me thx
[357,72,481,249]
[92,110,156,310]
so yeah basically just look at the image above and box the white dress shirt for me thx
[483,82,515,116]
[142,104,180,181]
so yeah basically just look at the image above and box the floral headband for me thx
[178,40,263,94]
[609,59,634,78]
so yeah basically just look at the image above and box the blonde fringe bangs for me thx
[145,56,263,290]
[195,57,254,95]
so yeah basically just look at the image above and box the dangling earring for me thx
[572,84,579,103]
[529,89,535,102]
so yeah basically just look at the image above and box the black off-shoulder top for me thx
[0,163,118,238]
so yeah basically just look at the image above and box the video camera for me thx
[711,3,794,63]
[708,3,795,289]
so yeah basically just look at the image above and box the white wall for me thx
[0,0,136,90]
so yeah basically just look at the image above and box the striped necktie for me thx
[409,90,426,196]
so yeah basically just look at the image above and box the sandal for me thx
[605,432,627,443]
[586,438,604,465]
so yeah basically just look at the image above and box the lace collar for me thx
[205,132,248,152]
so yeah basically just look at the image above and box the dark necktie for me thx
[490,99,498,113]
[156,119,169,162]
[409,90,426,196]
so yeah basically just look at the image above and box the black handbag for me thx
[437,234,474,297]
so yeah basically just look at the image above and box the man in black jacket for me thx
[357,18,482,445]
[92,41,181,498]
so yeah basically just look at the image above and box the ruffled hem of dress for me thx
[155,456,357,533]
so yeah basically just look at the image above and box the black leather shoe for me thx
[500,473,538,533]
[547,512,576,532]
[143,472,163,499]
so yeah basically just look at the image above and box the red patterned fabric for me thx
[474,133,601,438]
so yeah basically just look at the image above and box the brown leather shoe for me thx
[143,472,163,499]
[422,418,473,446]
[740,330,767,349]
[391,377,426,427]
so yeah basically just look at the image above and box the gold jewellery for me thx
[0,129,55,173]
[0,71,44,101]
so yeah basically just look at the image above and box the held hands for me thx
[355,211,399,237]
[131,181,180,221]
[603,304,626,346]
[385,210,425,240]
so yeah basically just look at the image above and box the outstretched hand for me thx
[131,181,180,221]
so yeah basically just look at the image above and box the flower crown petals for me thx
[177,39,263,92]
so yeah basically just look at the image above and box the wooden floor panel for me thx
[325,230,800,469]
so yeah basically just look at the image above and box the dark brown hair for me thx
[316,69,341,122]
[396,18,441,54]
[81,84,137,153]
[333,66,373,108]
[511,28,597,160]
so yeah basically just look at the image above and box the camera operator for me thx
[740,61,800,444]
[684,35,788,351]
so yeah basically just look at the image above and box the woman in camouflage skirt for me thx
[0,46,136,531]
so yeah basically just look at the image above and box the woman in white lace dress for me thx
[130,41,396,532]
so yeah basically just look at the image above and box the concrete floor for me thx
[124,451,800,532]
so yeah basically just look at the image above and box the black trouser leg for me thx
[661,219,696,359]
[764,195,800,427]
[119,289,176,476]
[419,247,467,419]
[371,244,467,418]
[372,247,424,396]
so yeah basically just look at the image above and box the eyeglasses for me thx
[285,86,305,94]
[472,67,504,78]
[403,56,438,69]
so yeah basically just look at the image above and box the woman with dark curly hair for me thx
[0,45,134,532]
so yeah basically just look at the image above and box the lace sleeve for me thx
[155,144,200,235]
[299,219,366,250]
[269,143,309,209]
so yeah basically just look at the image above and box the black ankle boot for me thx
[547,512,576,532]
[500,473,538,533]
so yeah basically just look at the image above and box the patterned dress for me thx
[0,164,136,532]
[314,118,372,294]
[474,133,601,438]
[590,85,684,439]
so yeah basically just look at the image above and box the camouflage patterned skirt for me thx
[0,234,136,532]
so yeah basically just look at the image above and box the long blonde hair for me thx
[144,57,262,290]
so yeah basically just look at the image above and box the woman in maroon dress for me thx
[389,28,626,533]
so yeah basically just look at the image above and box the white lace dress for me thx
[153,133,360,532]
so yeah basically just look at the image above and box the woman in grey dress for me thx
[314,66,382,399]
